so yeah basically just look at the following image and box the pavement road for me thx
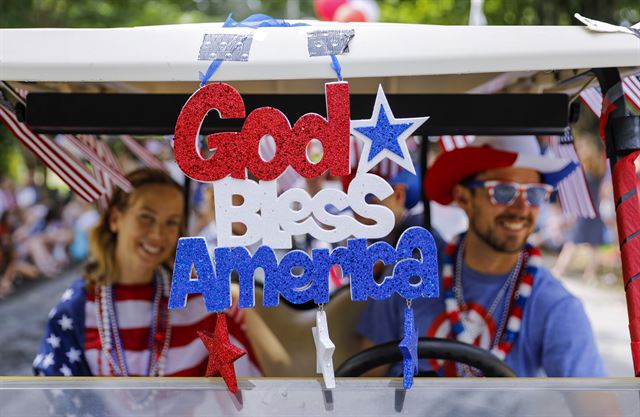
[0,267,78,376]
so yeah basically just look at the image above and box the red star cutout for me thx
[198,313,246,394]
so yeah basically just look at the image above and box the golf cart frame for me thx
[1,20,639,416]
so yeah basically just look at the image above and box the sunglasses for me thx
[464,180,554,207]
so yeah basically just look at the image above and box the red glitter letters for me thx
[174,82,351,182]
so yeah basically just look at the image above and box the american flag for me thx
[579,86,604,116]
[0,102,105,203]
[64,134,132,212]
[34,278,261,378]
[121,135,168,172]
[624,74,640,112]
[548,130,597,218]
[580,74,640,116]
[438,135,476,152]
[63,134,131,192]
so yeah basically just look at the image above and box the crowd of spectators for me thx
[0,172,98,298]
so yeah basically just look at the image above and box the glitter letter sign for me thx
[174,82,351,182]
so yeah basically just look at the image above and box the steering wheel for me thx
[335,337,516,377]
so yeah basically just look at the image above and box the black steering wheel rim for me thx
[335,337,516,377]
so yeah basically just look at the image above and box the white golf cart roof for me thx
[1,21,639,94]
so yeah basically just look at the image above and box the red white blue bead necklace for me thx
[442,233,540,371]
[94,272,172,377]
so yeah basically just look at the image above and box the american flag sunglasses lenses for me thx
[489,183,552,207]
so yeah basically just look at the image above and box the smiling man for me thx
[357,136,606,377]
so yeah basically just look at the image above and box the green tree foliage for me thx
[0,132,24,179]
[2,0,637,28]
[0,0,316,28]
[379,0,639,25]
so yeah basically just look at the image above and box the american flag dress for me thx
[34,278,261,377]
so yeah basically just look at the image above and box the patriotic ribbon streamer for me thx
[0,103,105,202]
[330,54,343,81]
[199,14,309,86]
[199,14,347,84]
[610,150,640,376]
[121,135,168,172]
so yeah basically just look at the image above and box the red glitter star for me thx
[198,313,246,394]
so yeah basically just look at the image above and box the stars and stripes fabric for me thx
[34,278,261,378]
[0,102,105,203]
[121,135,168,172]
[625,74,640,112]
[33,279,92,377]
[63,134,132,191]
[579,74,640,116]
[579,86,604,116]
[63,134,132,212]
[0,86,133,208]
[438,135,476,152]
[548,130,597,218]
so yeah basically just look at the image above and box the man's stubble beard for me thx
[468,215,530,254]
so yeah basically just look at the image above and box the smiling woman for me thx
[32,168,262,378]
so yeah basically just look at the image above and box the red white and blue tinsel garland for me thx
[442,234,540,366]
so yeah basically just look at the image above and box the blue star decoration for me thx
[351,84,429,175]
[399,306,418,389]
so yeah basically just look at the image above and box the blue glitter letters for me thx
[170,226,439,312]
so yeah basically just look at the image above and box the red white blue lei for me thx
[442,234,541,363]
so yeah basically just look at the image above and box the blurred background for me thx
[1,0,639,27]
[0,0,639,377]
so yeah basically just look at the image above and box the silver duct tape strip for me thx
[198,33,253,61]
[307,29,355,57]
